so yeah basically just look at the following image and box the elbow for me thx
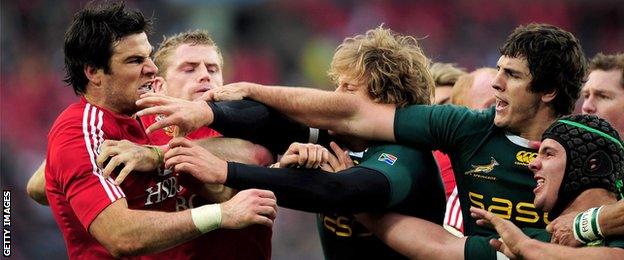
[251,144,274,166]
[102,236,145,258]
[26,182,48,205]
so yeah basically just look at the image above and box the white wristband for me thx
[573,206,604,244]
[191,204,222,234]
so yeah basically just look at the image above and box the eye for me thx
[130,57,144,64]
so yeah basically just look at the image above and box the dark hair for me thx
[500,23,586,116]
[63,1,151,95]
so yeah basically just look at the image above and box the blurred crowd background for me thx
[1,0,622,259]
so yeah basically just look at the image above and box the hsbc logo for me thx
[144,176,181,205]
[515,151,537,165]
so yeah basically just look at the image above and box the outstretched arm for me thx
[136,84,397,142]
[211,82,397,141]
[164,138,390,213]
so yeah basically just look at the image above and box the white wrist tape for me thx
[573,206,604,244]
[191,204,222,234]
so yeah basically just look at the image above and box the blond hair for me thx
[430,62,467,87]
[327,26,434,107]
[589,53,624,87]
[153,29,222,76]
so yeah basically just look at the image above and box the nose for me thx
[528,156,541,172]
[143,57,158,77]
[491,70,505,92]
[198,64,211,83]
[581,95,596,114]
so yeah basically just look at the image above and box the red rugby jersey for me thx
[45,98,180,259]
[141,114,272,260]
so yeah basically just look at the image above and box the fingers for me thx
[325,153,341,172]
[196,91,214,102]
[330,142,353,168]
[278,154,299,168]
[102,156,123,179]
[144,115,177,134]
[136,93,171,107]
[319,163,334,172]
[298,145,309,166]
[115,160,136,185]
[165,154,193,169]
[305,146,317,168]
[169,137,194,148]
[489,238,504,252]
[252,189,276,200]
[253,215,274,227]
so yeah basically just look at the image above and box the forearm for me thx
[195,137,273,166]
[245,84,392,139]
[358,212,465,260]
[110,209,199,256]
[226,162,389,213]
[209,100,322,153]
[26,160,48,205]
[519,239,624,260]
[599,200,624,237]
[90,201,202,257]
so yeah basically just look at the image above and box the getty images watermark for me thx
[3,190,10,257]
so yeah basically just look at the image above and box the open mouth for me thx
[138,81,154,94]
[495,96,509,111]
[533,176,545,193]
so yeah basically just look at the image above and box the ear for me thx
[152,76,167,94]
[541,89,557,103]
[84,65,103,86]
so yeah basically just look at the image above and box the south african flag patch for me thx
[378,153,397,165]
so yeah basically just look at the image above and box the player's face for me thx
[529,139,566,211]
[163,44,223,101]
[434,85,453,105]
[581,69,624,137]
[101,32,157,115]
[334,75,371,101]
[492,56,542,133]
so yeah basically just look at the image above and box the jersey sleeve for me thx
[47,109,126,230]
[464,235,498,260]
[393,105,495,153]
[356,144,430,207]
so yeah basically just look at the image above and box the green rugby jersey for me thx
[394,105,548,236]
[465,228,624,259]
[317,144,446,259]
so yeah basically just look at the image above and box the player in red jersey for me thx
[45,2,276,259]
[137,30,273,260]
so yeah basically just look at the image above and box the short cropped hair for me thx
[63,1,151,95]
[500,23,586,116]
[430,62,467,87]
[153,29,222,76]
[588,53,624,87]
[328,26,434,107]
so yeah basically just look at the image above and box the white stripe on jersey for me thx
[82,104,124,202]
[444,186,463,231]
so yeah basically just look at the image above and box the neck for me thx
[559,188,616,214]
[518,105,557,141]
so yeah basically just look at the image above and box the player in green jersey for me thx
[136,26,446,259]
[468,114,624,259]
[195,23,586,236]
